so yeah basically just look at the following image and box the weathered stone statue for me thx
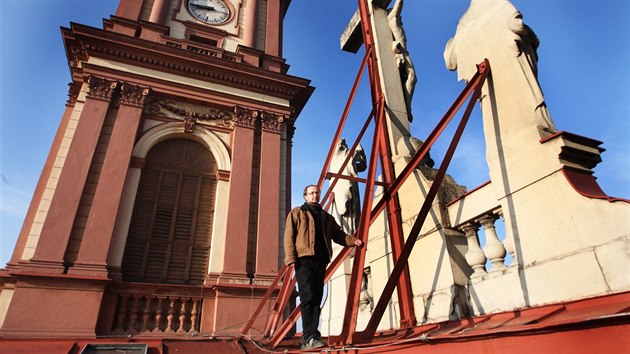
[444,0,556,132]
[387,0,417,122]
[329,139,366,234]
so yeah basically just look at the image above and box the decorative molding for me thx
[120,83,151,107]
[233,105,257,129]
[184,114,196,133]
[66,82,81,106]
[86,76,118,101]
[144,98,233,128]
[284,118,296,146]
[80,42,300,97]
[260,111,285,134]
[132,122,231,171]
[62,24,313,122]
[70,45,88,68]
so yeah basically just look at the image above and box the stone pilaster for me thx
[68,82,150,277]
[25,76,117,274]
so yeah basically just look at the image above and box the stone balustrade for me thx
[458,211,511,278]
[108,289,202,335]
[447,181,514,279]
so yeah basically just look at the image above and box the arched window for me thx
[122,138,217,285]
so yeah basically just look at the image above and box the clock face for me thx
[187,0,231,25]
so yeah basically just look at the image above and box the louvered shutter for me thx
[122,138,217,285]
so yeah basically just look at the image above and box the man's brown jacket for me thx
[283,203,358,265]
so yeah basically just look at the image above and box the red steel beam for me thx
[376,104,417,329]
[324,172,387,187]
[240,263,292,336]
[352,60,490,343]
[320,109,374,207]
[268,246,356,348]
[330,0,420,343]
[259,59,488,346]
[317,52,370,189]
[263,265,298,337]
[368,60,491,224]
[251,0,490,343]
[329,97,386,345]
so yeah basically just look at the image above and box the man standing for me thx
[284,184,363,349]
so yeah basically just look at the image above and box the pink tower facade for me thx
[0,0,312,341]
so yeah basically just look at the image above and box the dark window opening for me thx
[190,34,218,47]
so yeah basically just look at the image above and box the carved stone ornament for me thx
[184,113,196,133]
[233,105,258,129]
[66,82,81,106]
[120,83,151,107]
[143,98,233,128]
[86,76,118,101]
[260,111,285,134]
[287,122,296,145]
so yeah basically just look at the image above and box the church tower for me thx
[0,0,312,338]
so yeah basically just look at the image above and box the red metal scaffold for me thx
[241,0,491,348]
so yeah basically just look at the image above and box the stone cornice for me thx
[62,22,314,119]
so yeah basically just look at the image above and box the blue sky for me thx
[1,0,628,267]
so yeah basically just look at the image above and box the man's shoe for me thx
[300,337,326,350]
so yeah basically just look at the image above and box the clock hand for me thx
[191,3,217,11]
[191,2,229,14]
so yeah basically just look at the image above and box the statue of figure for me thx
[359,267,374,312]
[444,0,556,132]
[329,139,367,234]
[387,0,417,123]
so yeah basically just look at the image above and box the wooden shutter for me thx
[122,138,217,285]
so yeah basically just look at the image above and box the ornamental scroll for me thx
[86,76,118,101]
[142,99,287,133]
[143,98,233,129]
[235,106,288,134]
[233,105,258,129]
[120,83,151,107]
[259,111,286,134]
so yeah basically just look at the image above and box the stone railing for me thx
[447,181,514,277]
[104,284,203,336]
[459,211,513,276]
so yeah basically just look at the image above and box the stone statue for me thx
[329,139,367,234]
[387,0,417,123]
[444,0,556,132]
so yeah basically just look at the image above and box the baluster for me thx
[462,223,487,278]
[165,298,176,332]
[113,294,130,332]
[190,299,199,333]
[153,297,165,332]
[499,211,517,266]
[128,295,140,332]
[140,296,152,332]
[479,214,507,272]
[177,298,188,333]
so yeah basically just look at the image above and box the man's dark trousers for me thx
[295,257,326,342]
